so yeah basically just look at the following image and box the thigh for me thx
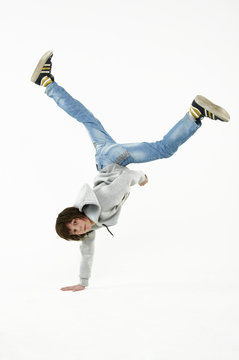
[95,141,162,170]
[120,142,160,164]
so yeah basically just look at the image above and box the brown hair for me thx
[55,207,92,241]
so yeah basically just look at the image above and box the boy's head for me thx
[55,207,93,241]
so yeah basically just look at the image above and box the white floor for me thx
[1,0,239,359]
[1,280,239,359]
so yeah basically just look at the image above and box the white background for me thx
[1,0,239,359]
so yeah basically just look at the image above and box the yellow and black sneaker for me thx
[190,95,230,122]
[31,50,54,87]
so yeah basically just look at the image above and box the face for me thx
[67,217,93,235]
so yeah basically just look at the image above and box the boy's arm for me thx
[95,168,147,210]
[79,231,95,287]
[60,231,95,292]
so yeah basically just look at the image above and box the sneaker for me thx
[31,50,54,87]
[191,95,230,122]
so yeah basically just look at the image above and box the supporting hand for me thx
[61,284,86,292]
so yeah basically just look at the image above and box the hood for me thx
[73,183,102,225]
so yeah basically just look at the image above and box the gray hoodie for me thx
[74,164,146,287]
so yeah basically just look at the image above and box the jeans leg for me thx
[45,82,116,150]
[45,84,201,170]
[120,113,201,165]
[96,113,200,169]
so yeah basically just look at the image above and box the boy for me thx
[31,51,230,291]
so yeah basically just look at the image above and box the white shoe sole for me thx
[31,50,53,83]
[195,95,230,122]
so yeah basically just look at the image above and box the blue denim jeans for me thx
[46,82,201,170]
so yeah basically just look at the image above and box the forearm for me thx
[79,254,94,287]
[79,232,95,287]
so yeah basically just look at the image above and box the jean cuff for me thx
[187,111,202,128]
[44,81,56,95]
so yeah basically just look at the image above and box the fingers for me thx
[61,287,74,291]
[139,174,148,186]
[60,285,85,292]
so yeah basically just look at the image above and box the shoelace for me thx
[102,224,114,237]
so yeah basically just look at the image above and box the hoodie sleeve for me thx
[95,167,146,211]
[79,230,95,287]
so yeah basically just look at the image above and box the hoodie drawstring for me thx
[102,224,114,237]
